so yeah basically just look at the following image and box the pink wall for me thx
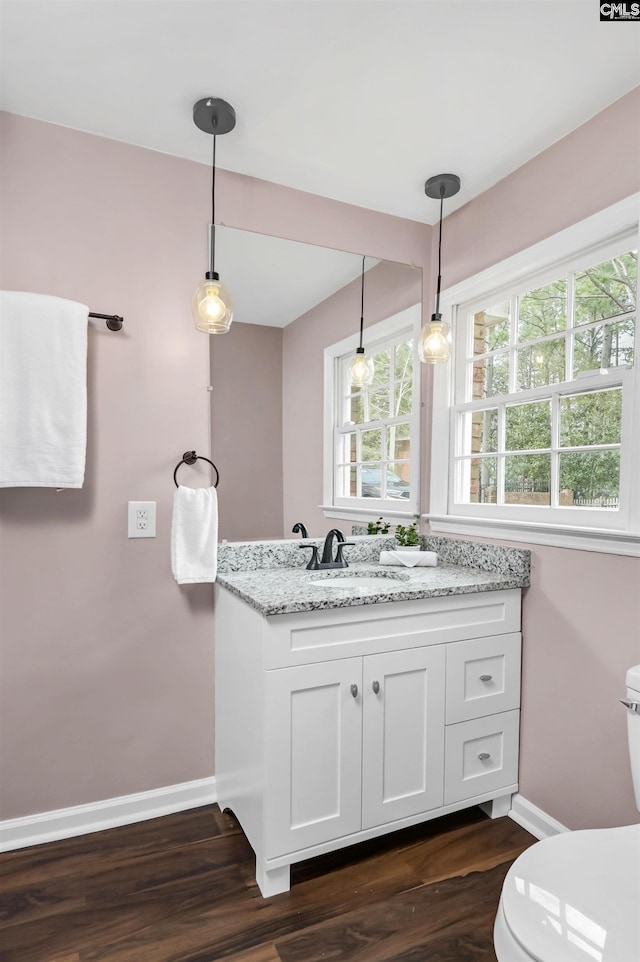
[521,545,640,829]
[0,112,216,818]
[432,87,640,829]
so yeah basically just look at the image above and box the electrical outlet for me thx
[128,501,156,538]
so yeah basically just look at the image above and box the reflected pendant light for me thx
[191,98,236,334]
[347,256,375,387]
[418,173,461,363]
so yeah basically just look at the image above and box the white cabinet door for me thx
[362,646,446,830]
[265,658,363,858]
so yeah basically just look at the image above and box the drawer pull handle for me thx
[350,684,358,699]
[479,674,493,682]
[372,680,380,695]
[477,752,491,761]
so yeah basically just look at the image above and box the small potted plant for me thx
[394,522,420,549]
[366,517,391,535]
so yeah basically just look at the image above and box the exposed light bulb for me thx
[417,318,451,364]
[192,275,234,334]
[347,348,375,387]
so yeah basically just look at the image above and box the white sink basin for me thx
[308,574,408,590]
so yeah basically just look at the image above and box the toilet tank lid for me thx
[627,664,640,692]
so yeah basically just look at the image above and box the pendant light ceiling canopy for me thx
[418,173,461,364]
[192,97,236,335]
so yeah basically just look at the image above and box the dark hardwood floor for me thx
[0,804,535,962]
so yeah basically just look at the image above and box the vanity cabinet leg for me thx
[480,794,513,819]
[256,859,290,897]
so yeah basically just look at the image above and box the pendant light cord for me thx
[359,255,366,349]
[209,131,217,275]
[211,133,216,224]
[434,187,444,317]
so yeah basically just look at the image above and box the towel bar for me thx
[88,312,123,331]
[174,451,220,488]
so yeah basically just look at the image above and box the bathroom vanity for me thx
[214,536,530,896]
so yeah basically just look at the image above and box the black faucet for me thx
[292,522,309,539]
[299,528,355,570]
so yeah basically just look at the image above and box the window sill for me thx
[321,505,418,522]
[424,514,640,557]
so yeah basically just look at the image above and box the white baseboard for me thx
[508,793,569,840]
[0,776,217,853]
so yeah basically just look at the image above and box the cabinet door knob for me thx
[479,674,493,682]
[350,684,358,698]
[372,680,380,695]
[477,752,491,761]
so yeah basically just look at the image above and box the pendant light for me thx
[347,256,375,387]
[418,173,461,363]
[191,98,236,334]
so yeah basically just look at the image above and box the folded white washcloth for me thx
[171,485,218,584]
[379,550,438,568]
[0,290,88,487]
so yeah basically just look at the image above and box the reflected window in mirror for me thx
[323,305,421,520]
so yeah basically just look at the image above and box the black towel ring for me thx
[173,451,220,488]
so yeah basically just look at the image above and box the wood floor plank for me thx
[0,871,86,927]
[399,813,534,885]
[275,864,509,962]
[0,805,228,892]
[0,804,532,962]
[79,846,423,962]
[222,946,282,962]
[1,860,248,962]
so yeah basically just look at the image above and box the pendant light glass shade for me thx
[347,347,375,387]
[192,271,234,334]
[417,315,451,364]
[347,256,374,387]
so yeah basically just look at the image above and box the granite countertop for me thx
[216,561,528,617]
[216,536,530,617]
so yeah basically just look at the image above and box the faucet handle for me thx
[298,543,320,570]
[335,542,355,567]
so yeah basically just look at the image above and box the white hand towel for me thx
[171,485,218,584]
[379,550,438,568]
[0,291,88,487]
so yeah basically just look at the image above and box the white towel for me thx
[379,550,438,568]
[0,291,88,487]
[171,485,218,584]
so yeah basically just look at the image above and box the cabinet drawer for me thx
[444,709,519,805]
[445,632,521,724]
[264,590,522,669]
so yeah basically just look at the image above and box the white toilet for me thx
[494,665,640,962]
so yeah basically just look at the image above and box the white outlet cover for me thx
[128,501,156,538]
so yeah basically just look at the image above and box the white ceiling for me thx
[1,0,638,225]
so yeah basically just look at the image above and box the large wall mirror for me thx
[210,227,422,542]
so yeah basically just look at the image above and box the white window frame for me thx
[322,304,422,522]
[428,194,640,556]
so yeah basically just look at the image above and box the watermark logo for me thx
[600,2,640,19]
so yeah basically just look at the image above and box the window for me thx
[429,197,640,553]
[323,306,421,519]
